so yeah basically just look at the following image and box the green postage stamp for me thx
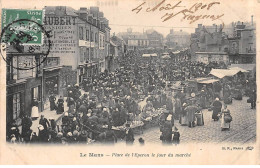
[1,8,44,45]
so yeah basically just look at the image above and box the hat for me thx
[73,130,79,136]
[215,98,219,101]
[73,117,77,121]
[57,132,63,138]
[166,114,172,121]
[67,132,72,137]
[10,137,16,143]
[125,123,131,127]
[38,125,44,131]
[182,103,187,107]
[139,138,145,144]
[11,127,16,130]
[174,126,178,131]
[64,112,69,116]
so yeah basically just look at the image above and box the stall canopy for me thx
[162,55,170,59]
[142,53,158,57]
[230,64,256,71]
[197,78,219,84]
[209,69,241,78]
[229,67,248,73]
[195,77,219,84]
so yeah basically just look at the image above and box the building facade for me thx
[165,29,190,49]
[227,22,256,64]
[118,28,149,51]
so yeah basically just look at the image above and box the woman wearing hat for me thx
[220,104,232,131]
[172,126,180,145]
[211,98,222,121]
[179,103,188,126]
[68,97,75,114]
[31,98,39,120]
[38,125,49,143]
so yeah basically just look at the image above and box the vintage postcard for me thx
[0,0,259,165]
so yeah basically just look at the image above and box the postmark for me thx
[0,18,52,70]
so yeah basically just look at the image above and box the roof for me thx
[229,67,248,73]
[230,64,256,71]
[195,52,228,55]
[110,36,123,46]
[110,40,117,47]
[44,6,78,16]
[209,69,241,78]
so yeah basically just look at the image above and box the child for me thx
[172,126,180,145]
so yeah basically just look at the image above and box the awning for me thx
[142,53,158,57]
[162,55,170,59]
[43,66,63,71]
[142,54,151,57]
[209,69,240,78]
[229,67,248,73]
[150,53,158,57]
[230,64,256,71]
[197,79,219,84]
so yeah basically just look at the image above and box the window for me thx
[79,27,84,40]
[95,33,98,43]
[13,93,21,120]
[103,36,105,48]
[80,48,84,62]
[91,32,94,42]
[86,48,90,61]
[86,29,89,41]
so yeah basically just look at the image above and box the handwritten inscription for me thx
[132,0,224,24]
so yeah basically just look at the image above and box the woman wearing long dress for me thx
[179,103,188,126]
[211,98,222,121]
[220,104,231,131]
[31,98,39,120]
[56,96,64,114]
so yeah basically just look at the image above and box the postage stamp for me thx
[0,10,51,70]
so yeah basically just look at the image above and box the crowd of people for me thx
[6,50,257,145]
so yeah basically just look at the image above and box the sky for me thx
[1,0,257,37]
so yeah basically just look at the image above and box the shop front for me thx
[6,82,26,125]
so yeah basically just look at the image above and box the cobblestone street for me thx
[135,97,256,144]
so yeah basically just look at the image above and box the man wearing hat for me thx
[21,114,32,142]
[49,93,57,111]
[56,96,64,114]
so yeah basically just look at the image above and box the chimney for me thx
[251,15,254,26]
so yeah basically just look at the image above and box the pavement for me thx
[134,96,256,144]
[29,97,68,134]
[29,89,256,145]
